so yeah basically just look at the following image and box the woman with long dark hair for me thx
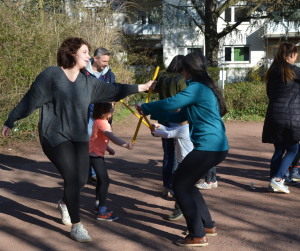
[136,51,228,247]
[263,42,300,193]
[1,37,155,242]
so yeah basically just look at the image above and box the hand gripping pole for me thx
[132,66,160,143]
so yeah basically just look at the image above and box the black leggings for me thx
[89,156,110,206]
[42,138,89,224]
[172,150,228,238]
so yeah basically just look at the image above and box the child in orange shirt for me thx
[89,103,134,221]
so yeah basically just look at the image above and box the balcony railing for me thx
[123,24,161,36]
[266,21,300,36]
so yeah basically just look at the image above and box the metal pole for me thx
[222,66,225,95]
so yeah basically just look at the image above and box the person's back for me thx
[156,71,186,100]
[263,42,300,194]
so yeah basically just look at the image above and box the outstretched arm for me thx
[91,79,156,104]
[102,129,134,150]
[3,69,53,135]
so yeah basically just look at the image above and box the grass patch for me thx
[113,106,133,123]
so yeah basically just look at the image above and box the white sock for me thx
[95,201,99,208]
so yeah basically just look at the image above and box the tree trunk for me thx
[205,0,219,67]
[205,36,219,67]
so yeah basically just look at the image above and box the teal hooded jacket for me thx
[141,78,229,152]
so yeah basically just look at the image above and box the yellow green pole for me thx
[119,100,150,128]
[132,66,160,143]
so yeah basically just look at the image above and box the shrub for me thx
[0,1,134,142]
[224,81,268,121]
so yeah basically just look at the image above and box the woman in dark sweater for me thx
[262,43,300,194]
[1,37,155,242]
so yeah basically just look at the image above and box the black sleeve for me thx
[90,78,139,103]
[4,69,52,129]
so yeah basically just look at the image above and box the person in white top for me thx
[151,121,193,221]
[152,122,193,164]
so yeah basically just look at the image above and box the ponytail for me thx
[265,43,297,83]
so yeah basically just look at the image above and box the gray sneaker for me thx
[56,199,72,226]
[269,178,290,193]
[70,224,92,242]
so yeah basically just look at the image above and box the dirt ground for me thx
[0,115,300,251]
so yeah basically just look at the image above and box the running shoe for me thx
[70,224,92,242]
[211,181,218,188]
[161,187,171,196]
[56,199,72,226]
[168,203,183,221]
[94,206,113,214]
[269,178,290,193]
[97,210,118,221]
[290,167,300,181]
[196,181,211,189]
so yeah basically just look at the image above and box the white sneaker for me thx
[70,224,92,242]
[269,178,290,194]
[267,184,279,192]
[196,182,211,189]
[56,199,72,226]
[211,181,218,188]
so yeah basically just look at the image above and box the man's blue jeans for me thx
[88,117,96,178]
[270,142,299,179]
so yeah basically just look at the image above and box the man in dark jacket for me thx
[85,47,116,184]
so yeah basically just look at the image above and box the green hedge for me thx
[224,81,268,121]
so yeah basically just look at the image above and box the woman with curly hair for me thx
[1,37,155,242]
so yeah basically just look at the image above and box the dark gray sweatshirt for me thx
[4,66,138,147]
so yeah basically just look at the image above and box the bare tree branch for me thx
[191,0,207,23]
[217,3,262,39]
[164,1,205,33]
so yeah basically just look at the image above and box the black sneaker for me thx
[284,177,298,186]
[168,203,183,221]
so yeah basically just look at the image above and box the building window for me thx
[224,46,250,62]
[225,8,232,22]
[187,47,203,54]
[141,16,146,25]
[224,7,250,23]
[178,47,204,56]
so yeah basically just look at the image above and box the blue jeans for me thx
[160,121,178,187]
[88,117,96,178]
[270,142,299,179]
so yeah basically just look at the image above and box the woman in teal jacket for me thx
[136,51,229,247]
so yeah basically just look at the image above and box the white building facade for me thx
[123,0,300,75]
